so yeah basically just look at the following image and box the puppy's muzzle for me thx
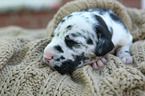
[43,46,56,68]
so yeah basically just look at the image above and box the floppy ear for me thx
[95,25,114,56]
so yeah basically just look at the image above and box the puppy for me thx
[43,8,133,74]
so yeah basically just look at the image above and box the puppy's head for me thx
[43,11,114,74]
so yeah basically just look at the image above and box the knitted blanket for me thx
[0,0,145,95]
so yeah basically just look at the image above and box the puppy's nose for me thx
[43,54,53,64]
[43,45,55,64]
[43,54,52,60]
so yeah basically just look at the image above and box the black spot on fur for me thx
[86,38,93,45]
[67,15,73,18]
[71,32,87,40]
[109,12,121,22]
[65,35,79,49]
[54,53,87,74]
[55,58,60,61]
[61,19,65,23]
[51,33,54,37]
[60,56,65,59]
[54,45,64,53]
[71,33,78,37]
[98,8,107,14]
[75,32,84,37]
[66,25,73,31]
[110,27,113,35]
[109,11,128,32]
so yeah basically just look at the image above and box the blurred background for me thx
[0,0,143,29]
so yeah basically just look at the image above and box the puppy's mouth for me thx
[42,57,55,69]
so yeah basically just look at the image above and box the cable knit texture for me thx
[0,0,145,95]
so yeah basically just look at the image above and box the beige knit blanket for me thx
[0,0,145,95]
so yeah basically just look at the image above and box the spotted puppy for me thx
[43,8,133,74]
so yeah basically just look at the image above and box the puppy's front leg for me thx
[116,45,133,64]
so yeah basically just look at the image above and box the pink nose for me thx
[43,54,53,64]
[43,44,55,64]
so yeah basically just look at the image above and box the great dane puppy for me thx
[43,8,133,74]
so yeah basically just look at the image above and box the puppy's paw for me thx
[121,56,133,64]
[92,58,107,70]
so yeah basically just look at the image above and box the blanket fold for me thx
[0,0,145,95]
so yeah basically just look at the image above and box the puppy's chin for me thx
[43,53,89,74]
[53,59,79,74]
[54,57,90,74]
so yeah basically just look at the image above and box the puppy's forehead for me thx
[53,12,96,37]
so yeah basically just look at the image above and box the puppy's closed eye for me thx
[65,35,80,49]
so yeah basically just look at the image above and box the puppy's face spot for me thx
[54,45,64,53]
[65,34,83,50]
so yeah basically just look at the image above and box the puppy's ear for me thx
[95,25,114,56]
